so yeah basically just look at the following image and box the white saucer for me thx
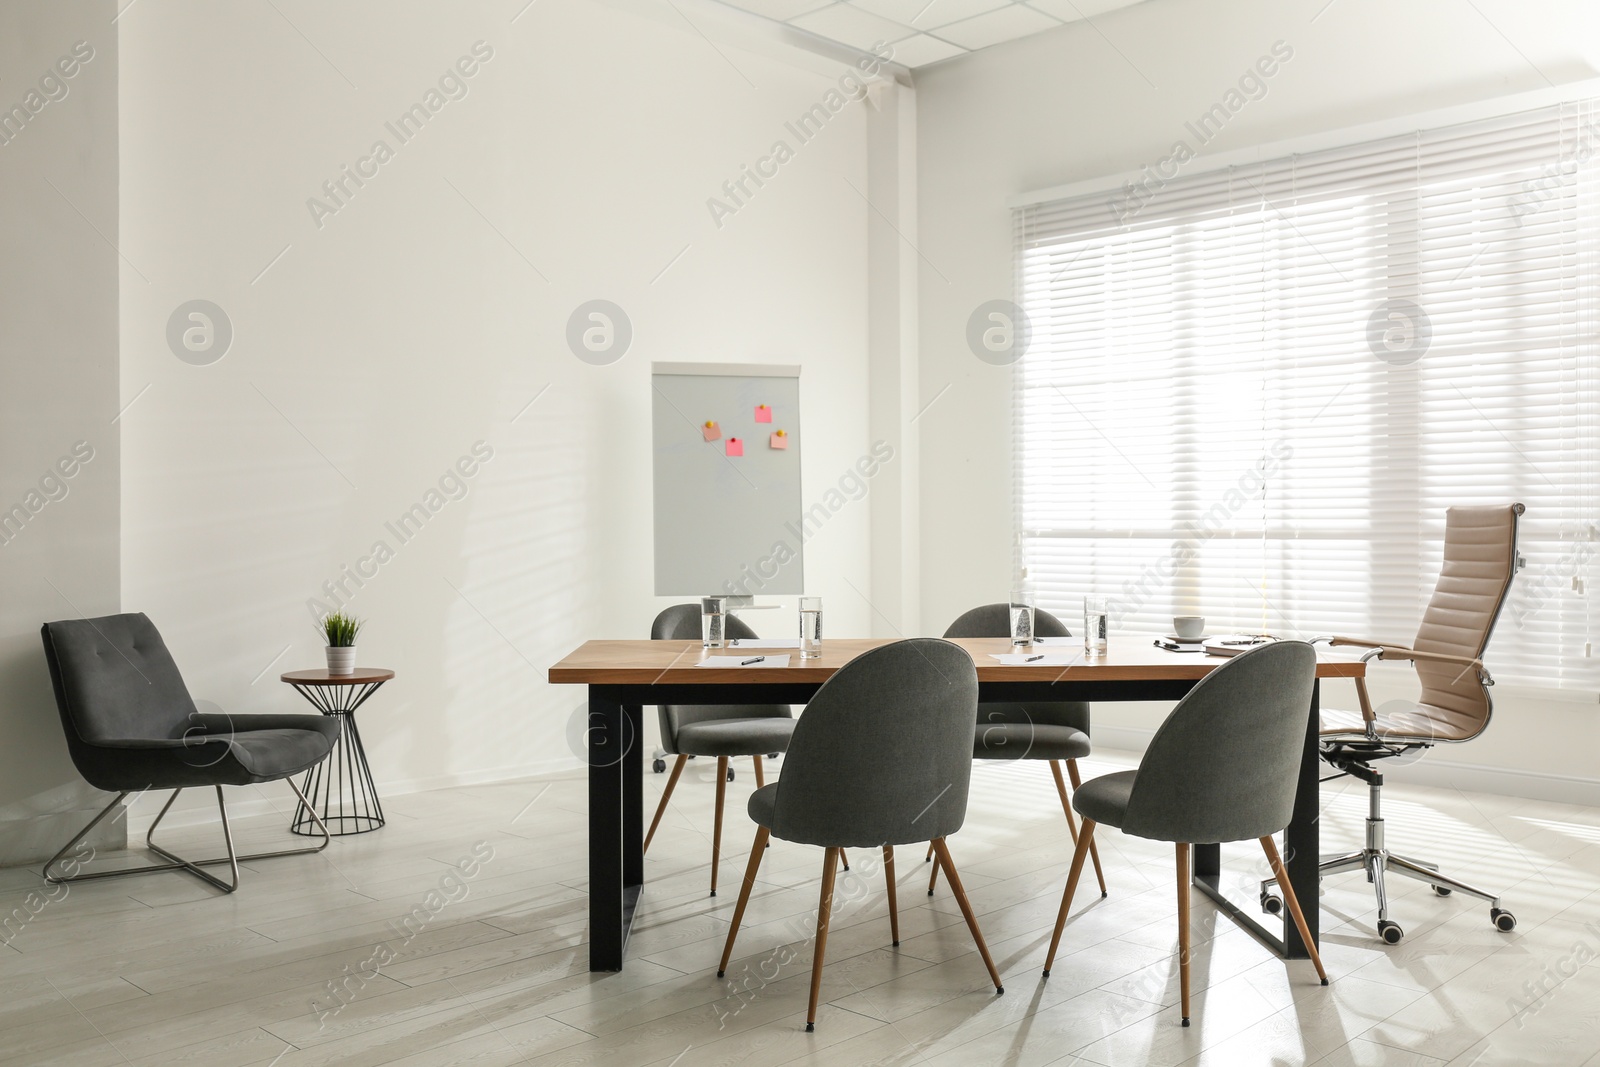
[1163,634,1211,644]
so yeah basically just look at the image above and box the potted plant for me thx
[323,611,363,676]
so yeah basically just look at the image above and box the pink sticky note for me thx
[755,405,772,423]
[701,422,721,442]
[769,431,787,450]
[726,437,744,457]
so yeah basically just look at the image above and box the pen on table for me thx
[1025,654,1045,662]
[740,657,765,665]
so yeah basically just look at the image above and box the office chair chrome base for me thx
[43,780,331,895]
[1262,779,1514,943]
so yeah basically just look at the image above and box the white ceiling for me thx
[711,0,1149,68]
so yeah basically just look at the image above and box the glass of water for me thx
[1009,590,1036,647]
[700,596,728,649]
[799,597,823,659]
[1083,596,1109,658]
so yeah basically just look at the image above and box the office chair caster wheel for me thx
[1492,908,1516,932]
[1431,885,1451,896]
[652,759,666,774]
[1260,893,1283,917]
[1378,920,1403,945]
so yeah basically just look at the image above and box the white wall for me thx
[115,0,887,825]
[0,1,124,866]
[914,0,1600,802]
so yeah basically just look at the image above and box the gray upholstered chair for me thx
[926,603,1105,898]
[646,604,797,896]
[1043,640,1328,1026]
[717,638,1003,1032]
[39,613,338,893]
[1310,503,1524,944]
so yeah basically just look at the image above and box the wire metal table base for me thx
[285,678,388,836]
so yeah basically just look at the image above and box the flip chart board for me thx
[652,362,803,596]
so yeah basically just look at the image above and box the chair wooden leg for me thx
[1050,761,1077,840]
[841,848,849,871]
[927,842,940,895]
[643,754,686,856]
[1043,818,1096,976]
[807,847,840,1032]
[1066,760,1108,898]
[1260,835,1329,986]
[883,845,899,946]
[1177,843,1191,1027]
[710,756,728,897]
[717,825,770,977]
[930,838,1003,994]
[752,754,765,788]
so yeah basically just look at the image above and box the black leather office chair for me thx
[717,639,1003,1031]
[1045,641,1328,1026]
[645,604,796,896]
[40,613,338,893]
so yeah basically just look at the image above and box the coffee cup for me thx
[1173,615,1205,641]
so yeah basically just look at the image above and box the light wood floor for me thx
[2,751,1598,1066]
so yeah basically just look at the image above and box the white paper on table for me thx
[696,655,793,668]
[990,653,1079,666]
[726,638,799,648]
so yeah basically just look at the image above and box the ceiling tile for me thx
[790,3,914,50]
[933,3,1060,49]
[715,0,836,20]
[883,31,969,66]
[853,0,1009,30]
[1025,0,1144,23]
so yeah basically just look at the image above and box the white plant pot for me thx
[326,646,357,676]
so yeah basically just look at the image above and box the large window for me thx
[1015,99,1600,689]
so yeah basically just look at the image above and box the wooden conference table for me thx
[547,636,1366,972]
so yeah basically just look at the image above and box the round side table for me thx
[281,668,395,835]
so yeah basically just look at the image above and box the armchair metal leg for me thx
[1368,852,1390,926]
[1388,854,1500,907]
[42,779,331,894]
[1318,851,1366,877]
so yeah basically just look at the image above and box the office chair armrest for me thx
[1371,646,1492,685]
[1326,635,1399,652]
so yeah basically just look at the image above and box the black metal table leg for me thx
[587,687,642,972]
[623,703,644,888]
[1192,678,1320,959]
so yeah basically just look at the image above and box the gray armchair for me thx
[1043,640,1328,1026]
[645,604,796,896]
[40,613,337,893]
[716,638,1003,1031]
[927,603,1105,898]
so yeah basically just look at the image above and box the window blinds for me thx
[1014,98,1600,690]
